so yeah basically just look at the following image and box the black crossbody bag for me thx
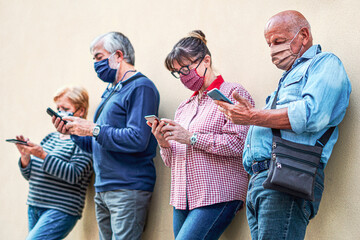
[262,86,335,201]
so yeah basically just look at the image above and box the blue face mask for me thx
[94,53,118,83]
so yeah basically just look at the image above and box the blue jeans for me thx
[94,189,152,240]
[246,168,325,240]
[173,200,243,240]
[27,206,79,240]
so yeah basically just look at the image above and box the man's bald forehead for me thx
[265,10,310,34]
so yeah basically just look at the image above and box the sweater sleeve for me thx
[18,158,31,181]
[95,85,159,153]
[71,135,93,154]
[42,146,93,184]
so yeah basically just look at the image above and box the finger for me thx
[57,120,65,132]
[164,131,175,139]
[146,121,153,128]
[63,116,75,122]
[161,124,177,132]
[214,100,230,110]
[160,118,176,126]
[52,116,56,124]
[54,117,61,128]
[217,106,227,114]
[232,91,248,104]
[26,141,35,147]
[65,121,75,129]
[150,121,157,134]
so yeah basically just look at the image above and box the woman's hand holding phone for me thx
[13,135,47,167]
[148,118,171,148]
[52,116,71,135]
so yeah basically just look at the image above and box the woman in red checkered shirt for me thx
[148,30,254,240]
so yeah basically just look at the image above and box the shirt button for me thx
[247,144,250,148]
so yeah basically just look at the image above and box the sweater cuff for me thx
[18,157,31,171]
[95,124,110,144]
[42,154,53,172]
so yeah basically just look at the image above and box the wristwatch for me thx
[92,125,101,138]
[190,133,198,146]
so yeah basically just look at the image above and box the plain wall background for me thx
[0,0,358,239]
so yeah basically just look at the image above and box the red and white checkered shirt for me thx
[160,75,255,210]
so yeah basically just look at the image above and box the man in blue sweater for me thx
[53,32,160,240]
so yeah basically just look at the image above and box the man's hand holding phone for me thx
[215,91,256,125]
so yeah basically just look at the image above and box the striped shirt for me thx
[19,132,93,217]
[160,76,254,210]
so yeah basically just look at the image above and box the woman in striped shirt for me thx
[14,86,93,240]
[149,30,254,240]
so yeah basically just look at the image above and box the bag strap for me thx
[94,88,117,123]
[94,71,140,123]
[270,80,335,148]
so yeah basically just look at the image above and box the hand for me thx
[15,135,31,167]
[215,91,255,125]
[63,116,97,137]
[160,119,192,145]
[15,135,47,167]
[52,116,70,135]
[147,119,171,148]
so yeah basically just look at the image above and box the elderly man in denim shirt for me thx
[216,10,351,239]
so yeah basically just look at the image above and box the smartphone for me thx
[144,115,160,124]
[207,88,234,104]
[6,139,28,145]
[46,107,67,124]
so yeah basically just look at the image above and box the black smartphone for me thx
[46,107,67,124]
[6,139,28,145]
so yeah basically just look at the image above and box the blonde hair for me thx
[53,86,89,119]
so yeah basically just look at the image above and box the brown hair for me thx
[165,30,211,71]
[53,86,89,119]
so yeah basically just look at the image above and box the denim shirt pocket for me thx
[277,75,304,105]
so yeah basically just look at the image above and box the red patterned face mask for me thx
[180,67,207,92]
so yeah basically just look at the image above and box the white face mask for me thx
[270,30,303,71]
[57,111,74,118]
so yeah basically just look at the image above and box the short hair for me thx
[90,32,135,66]
[53,86,89,119]
[165,30,211,72]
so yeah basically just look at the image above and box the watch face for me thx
[190,133,197,145]
[93,126,100,136]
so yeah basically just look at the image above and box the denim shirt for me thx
[243,45,352,175]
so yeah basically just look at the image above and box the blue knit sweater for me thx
[72,72,159,192]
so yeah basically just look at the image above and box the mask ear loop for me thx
[202,68,208,78]
[289,28,304,56]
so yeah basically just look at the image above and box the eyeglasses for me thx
[171,56,205,79]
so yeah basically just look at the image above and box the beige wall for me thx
[0,0,358,239]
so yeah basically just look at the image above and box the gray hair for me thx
[90,32,135,65]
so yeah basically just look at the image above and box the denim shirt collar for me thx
[282,44,322,78]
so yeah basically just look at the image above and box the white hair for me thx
[90,32,135,65]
